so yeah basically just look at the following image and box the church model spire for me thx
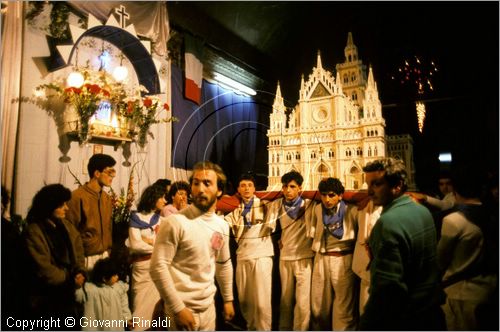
[316,50,323,69]
[336,32,367,106]
[344,32,358,63]
[335,71,343,95]
[367,65,376,88]
[363,66,382,120]
[273,81,286,113]
[270,81,287,133]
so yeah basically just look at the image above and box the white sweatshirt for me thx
[126,211,163,255]
[224,196,274,261]
[150,205,233,314]
[266,198,315,261]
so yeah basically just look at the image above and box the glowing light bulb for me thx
[67,71,84,88]
[113,66,128,82]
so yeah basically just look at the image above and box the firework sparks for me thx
[416,101,426,133]
[392,55,437,134]
[393,55,438,96]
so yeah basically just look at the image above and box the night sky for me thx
[262,2,499,191]
[183,2,499,191]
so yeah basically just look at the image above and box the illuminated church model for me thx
[267,33,416,191]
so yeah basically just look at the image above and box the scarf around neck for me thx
[241,197,254,228]
[322,200,345,239]
[283,196,304,220]
[129,211,160,230]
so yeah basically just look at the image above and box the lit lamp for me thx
[67,71,84,88]
[213,72,256,96]
[113,65,128,82]
[113,53,128,82]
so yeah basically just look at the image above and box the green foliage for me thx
[26,1,72,40]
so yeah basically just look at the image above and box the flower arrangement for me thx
[117,94,178,148]
[64,84,112,143]
[110,162,137,225]
[15,64,177,147]
[20,67,118,144]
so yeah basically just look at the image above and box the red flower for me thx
[163,103,170,111]
[64,87,81,94]
[143,98,153,108]
[127,101,134,114]
[87,84,101,94]
[102,89,110,97]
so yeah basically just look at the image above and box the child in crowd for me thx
[75,258,132,331]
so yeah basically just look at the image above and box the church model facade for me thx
[267,32,416,191]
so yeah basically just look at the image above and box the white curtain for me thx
[1,1,24,193]
[171,167,192,183]
[68,1,169,56]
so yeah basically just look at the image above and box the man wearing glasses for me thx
[310,177,358,330]
[67,153,116,270]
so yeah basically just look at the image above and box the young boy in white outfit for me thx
[225,173,273,330]
[310,177,358,330]
[150,161,235,330]
[266,170,314,330]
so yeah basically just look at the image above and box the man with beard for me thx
[150,161,235,330]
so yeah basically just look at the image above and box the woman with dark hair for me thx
[161,180,190,217]
[24,184,85,324]
[126,184,166,329]
[153,178,172,196]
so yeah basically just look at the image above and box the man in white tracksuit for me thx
[225,173,273,330]
[266,170,315,330]
[310,177,358,330]
[150,161,235,330]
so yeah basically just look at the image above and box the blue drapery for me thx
[171,65,270,189]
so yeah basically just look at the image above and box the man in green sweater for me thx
[359,158,445,330]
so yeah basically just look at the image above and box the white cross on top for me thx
[115,5,130,28]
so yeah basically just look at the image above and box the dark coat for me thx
[24,217,85,321]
